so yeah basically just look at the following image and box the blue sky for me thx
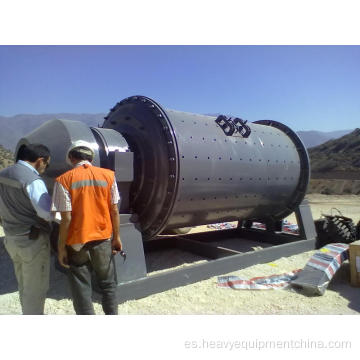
[0,45,359,131]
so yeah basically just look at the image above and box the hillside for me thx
[0,145,14,170]
[307,128,360,195]
[297,129,353,148]
[309,128,360,177]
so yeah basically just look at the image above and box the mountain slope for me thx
[308,128,360,179]
[297,129,353,148]
[0,145,14,170]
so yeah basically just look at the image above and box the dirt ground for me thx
[0,194,359,315]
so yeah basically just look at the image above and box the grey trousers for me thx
[4,231,50,315]
[66,239,118,315]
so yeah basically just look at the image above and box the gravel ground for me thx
[0,194,359,315]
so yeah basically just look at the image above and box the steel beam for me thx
[116,237,316,303]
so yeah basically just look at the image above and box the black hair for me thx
[68,147,93,162]
[16,144,50,162]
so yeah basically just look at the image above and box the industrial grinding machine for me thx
[16,95,317,301]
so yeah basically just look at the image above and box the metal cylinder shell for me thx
[103,96,309,239]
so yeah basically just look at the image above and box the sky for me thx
[0,45,359,132]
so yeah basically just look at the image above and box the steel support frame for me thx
[117,237,315,303]
[116,200,317,303]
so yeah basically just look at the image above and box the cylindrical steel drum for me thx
[15,119,130,192]
[103,95,309,239]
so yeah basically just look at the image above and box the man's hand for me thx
[58,245,70,268]
[111,235,122,255]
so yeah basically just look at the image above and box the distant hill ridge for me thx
[309,128,360,178]
[297,129,353,148]
[0,112,355,151]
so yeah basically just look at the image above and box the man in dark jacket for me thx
[0,144,52,314]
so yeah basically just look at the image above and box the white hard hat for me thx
[66,140,96,165]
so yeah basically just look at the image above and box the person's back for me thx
[51,142,122,315]
[56,163,114,246]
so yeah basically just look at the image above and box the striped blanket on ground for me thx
[217,243,349,291]
[305,243,349,280]
[217,269,302,290]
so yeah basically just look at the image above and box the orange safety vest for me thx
[56,163,115,246]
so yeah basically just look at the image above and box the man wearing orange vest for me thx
[51,141,122,315]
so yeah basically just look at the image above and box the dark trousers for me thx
[67,239,118,315]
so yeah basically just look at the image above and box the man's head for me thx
[17,144,51,175]
[67,142,95,166]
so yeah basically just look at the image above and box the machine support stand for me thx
[114,214,146,285]
[294,198,317,240]
[114,200,317,303]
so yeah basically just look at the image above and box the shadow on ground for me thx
[0,237,114,306]
[145,248,207,274]
[144,238,272,274]
[328,263,360,313]
[290,261,360,313]
[0,236,72,299]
